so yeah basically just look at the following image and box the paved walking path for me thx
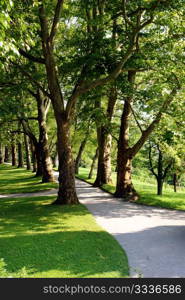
[77,180,185,278]
[1,178,185,278]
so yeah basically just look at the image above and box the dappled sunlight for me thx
[78,167,185,211]
[0,230,127,278]
[0,165,58,194]
[0,176,128,278]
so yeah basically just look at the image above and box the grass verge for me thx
[0,164,129,278]
[0,195,129,278]
[77,168,185,211]
[0,164,58,194]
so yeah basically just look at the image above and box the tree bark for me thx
[88,147,99,179]
[157,177,163,195]
[53,149,59,169]
[0,144,4,164]
[4,146,9,162]
[36,90,55,182]
[149,143,172,196]
[93,85,117,186]
[114,70,179,200]
[21,120,43,177]
[53,119,79,205]
[115,71,139,200]
[21,100,54,182]
[157,148,163,195]
[34,144,43,177]
[11,144,17,166]
[173,173,177,193]
[39,5,78,204]
[115,154,139,200]
[93,127,113,186]
[75,134,88,174]
[30,139,37,173]
[24,134,31,170]
[17,142,24,168]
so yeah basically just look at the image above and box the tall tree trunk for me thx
[75,135,88,174]
[0,144,4,164]
[149,143,172,196]
[39,5,79,204]
[21,120,43,177]
[157,177,163,196]
[24,134,31,170]
[93,127,112,186]
[53,120,79,205]
[173,173,177,193]
[17,142,24,168]
[11,144,17,166]
[30,139,37,173]
[93,85,117,186]
[88,147,99,179]
[37,90,54,182]
[34,144,43,177]
[53,148,58,169]
[115,71,139,200]
[4,146,9,162]
[157,148,163,195]
[115,153,138,199]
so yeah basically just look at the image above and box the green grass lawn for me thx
[77,167,185,211]
[0,164,129,278]
[0,164,58,194]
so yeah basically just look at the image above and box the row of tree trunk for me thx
[10,2,180,205]
[73,71,180,199]
[0,123,56,184]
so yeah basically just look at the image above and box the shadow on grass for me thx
[0,165,58,194]
[0,231,128,278]
[0,196,88,236]
[0,195,128,278]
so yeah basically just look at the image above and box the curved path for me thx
[75,180,185,278]
[1,179,185,277]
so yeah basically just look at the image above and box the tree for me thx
[24,133,31,170]
[148,142,172,195]
[37,0,140,204]
[93,84,117,186]
[113,0,184,200]
[1,0,184,205]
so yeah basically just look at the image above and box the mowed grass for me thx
[0,165,129,278]
[77,168,185,211]
[0,164,58,194]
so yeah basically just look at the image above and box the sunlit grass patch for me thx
[0,164,58,194]
[0,194,129,278]
[77,167,185,211]
[0,164,129,278]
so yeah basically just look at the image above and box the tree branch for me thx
[19,49,45,64]
[27,88,37,98]
[162,162,172,179]
[77,43,135,95]
[110,133,119,143]
[129,103,143,133]
[39,3,65,112]
[10,130,25,135]
[122,0,134,28]
[21,119,38,145]
[11,61,51,99]
[130,82,181,157]
[49,0,65,42]
[148,143,158,178]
